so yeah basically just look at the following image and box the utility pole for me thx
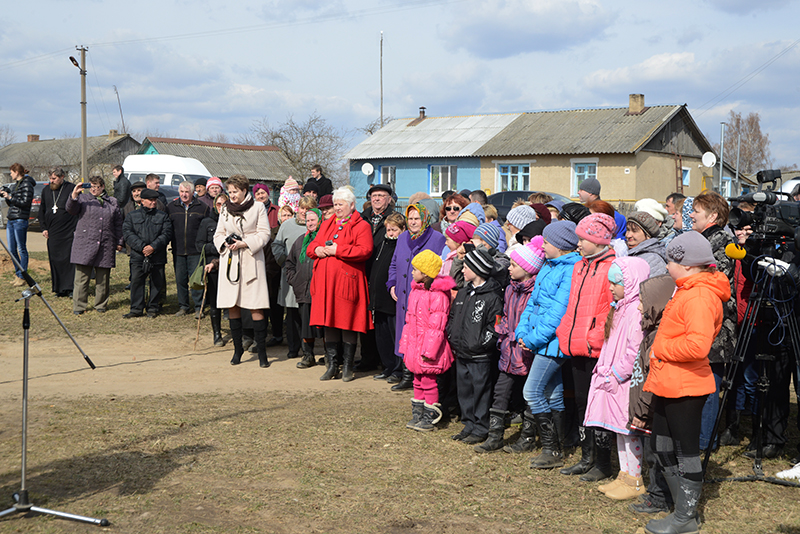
[113,85,126,134]
[70,47,88,182]
[718,122,725,194]
[380,31,384,128]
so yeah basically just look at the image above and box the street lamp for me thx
[69,48,87,182]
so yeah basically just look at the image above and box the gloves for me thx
[757,258,791,277]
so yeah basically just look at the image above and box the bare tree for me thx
[242,112,351,185]
[713,111,773,174]
[0,124,16,147]
[202,133,231,144]
[358,116,395,136]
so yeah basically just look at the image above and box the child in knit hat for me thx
[474,237,546,453]
[443,221,476,276]
[398,250,456,431]
[556,212,618,481]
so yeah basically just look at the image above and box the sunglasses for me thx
[445,206,460,212]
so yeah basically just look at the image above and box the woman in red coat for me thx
[307,186,374,382]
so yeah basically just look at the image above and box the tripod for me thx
[702,256,800,487]
[0,238,109,526]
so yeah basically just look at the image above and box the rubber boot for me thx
[552,410,566,449]
[560,426,595,475]
[530,412,564,469]
[319,342,340,381]
[297,340,317,369]
[229,317,244,366]
[414,403,443,432]
[503,410,537,453]
[644,474,701,534]
[391,363,414,391]
[210,309,225,347]
[341,342,357,382]
[254,318,269,368]
[407,399,424,429]
[719,409,742,446]
[580,432,613,482]
[474,409,507,453]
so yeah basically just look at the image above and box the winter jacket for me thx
[628,275,676,428]
[644,270,731,398]
[196,210,220,260]
[584,257,650,435]
[450,246,511,289]
[362,206,395,271]
[702,225,737,363]
[516,252,581,358]
[489,219,508,253]
[5,175,36,221]
[557,248,616,358]
[272,217,307,308]
[368,235,398,315]
[307,211,374,333]
[734,260,753,325]
[614,210,627,240]
[497,276,536,375]
[399,276,456,375]
[285,233,315,304]
[628,237,667,277]
[388,227,447,354]
[122,206,173,265]
[66,193,124,268]
[166,198,209,256]
[113,175,131,209]
[447,277,504,361]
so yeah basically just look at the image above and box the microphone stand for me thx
[0,236,109,527]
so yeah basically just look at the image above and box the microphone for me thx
[725,243,747,260]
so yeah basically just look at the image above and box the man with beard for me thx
[39,167,78,297]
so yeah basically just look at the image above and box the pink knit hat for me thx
[206,176,223,190]
[575,213,615,245]
[445,221,476,245]
[509,236,546,275]
[284,177,300,191]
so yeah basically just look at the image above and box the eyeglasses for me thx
[444,206,460,212]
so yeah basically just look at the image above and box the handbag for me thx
[141,256,152,275]
[189,247,207,290]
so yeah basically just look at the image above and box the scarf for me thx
[406,203,430,240]
[226,192,255,217]
[300,209,322,263]
[95,192,106,207]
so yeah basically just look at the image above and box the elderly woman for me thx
[307,186,374,382]
[387,202,447,391]
[213,174,272,368]
[67,176,124,315]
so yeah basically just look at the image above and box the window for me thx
[430,165,457,195]
[720,176,731,197]
[380,165,396,190]
[497,164,530,191]
[682,168,691,187]
[570,159,598,196]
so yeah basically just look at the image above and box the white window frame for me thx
[570,158,599,197]
[379,165,396,189]
[495,162,532,192]
[682,167,691,187]
[430,165,457,196]
[720,175,731,197]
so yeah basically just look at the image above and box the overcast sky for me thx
[1,0,798,167]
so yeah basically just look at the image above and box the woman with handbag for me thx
[213,175,272,367]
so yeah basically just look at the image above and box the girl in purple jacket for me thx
[398,250,455,432]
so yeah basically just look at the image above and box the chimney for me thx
[628,94,645,115]
[109,129,119,138]
[407,107,428,127]
[27,134,39,142]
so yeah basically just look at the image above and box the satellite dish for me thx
[361,163,374,176]
[702,152,717,168]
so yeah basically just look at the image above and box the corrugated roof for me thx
[142,138,295,181]
[0,133,137,168]
[345,113,523,160]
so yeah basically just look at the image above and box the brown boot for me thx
[605,472,645,501]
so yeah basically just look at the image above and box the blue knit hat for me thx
[542,220,578,251]
[473,222,500,249]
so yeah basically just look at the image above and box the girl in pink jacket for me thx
[399,250,456,432]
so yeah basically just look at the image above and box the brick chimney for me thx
[27,134,39,142]
[628,94,645,115]
[109,129,119,138]
[407,107,427,127]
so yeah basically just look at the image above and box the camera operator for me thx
[0,163,36,286]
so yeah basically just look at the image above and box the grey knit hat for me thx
[665,232,716,267]
[627,211,660,239]
[506,205,537,230]
[542,220,578,251]
[578,177,601,197]
[464,247,494,279]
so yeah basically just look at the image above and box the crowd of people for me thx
[5,162,800,534]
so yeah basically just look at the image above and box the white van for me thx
[122,154,212,187]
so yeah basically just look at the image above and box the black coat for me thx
[361,206,395,273]
[196,211,220,260]
[447,277,504,361]
[368,236,398,315]
[122,206,173,264]
[114,175,131,209]
[6,175,35,221]
[308,174,333,198]
[166,198,209,256]
[284,234,314,304]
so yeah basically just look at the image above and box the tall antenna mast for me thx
[380,31,384,128]
[113,85,126,134]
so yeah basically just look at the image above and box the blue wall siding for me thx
[350,157,481,202]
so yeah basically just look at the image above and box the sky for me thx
[1,0,799,168]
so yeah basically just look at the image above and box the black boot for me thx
[560,426,595,475]
[552,410,566,450]
[719,409,742,446]
[530,412,564,469]
[391,363,413,391]
[341,342,357,382]
[414,403,443,432]
[503,410,537,453]
[210,309,225,347]
[644,474,702,534]
[297,340,317,369]
[319,342,339,381]
[229,317,244,366]
[407,399,424,429]
[254,318,269,368]
[579,431,613,482]
[475,409,507,453]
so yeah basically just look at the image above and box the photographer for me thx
[0,163,36,286]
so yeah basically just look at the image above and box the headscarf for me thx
[300,208,322,263]
[406,203,430,240]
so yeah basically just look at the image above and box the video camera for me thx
[728,169,800,248]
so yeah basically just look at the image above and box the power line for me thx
[87,50,113,132]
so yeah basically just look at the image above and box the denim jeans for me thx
[523,354,566,414]
[173,254,203,312]
[6,218,29,278]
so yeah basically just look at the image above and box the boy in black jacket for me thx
[448,247,504,444]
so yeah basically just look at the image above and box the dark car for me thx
[0,181,49,230]
[488,190,572,222]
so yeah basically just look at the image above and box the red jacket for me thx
[307,211,374,333]
[399,276,455,375]
[644,270,731,398]
[556,248,615,358]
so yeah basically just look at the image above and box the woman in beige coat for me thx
[213,174,271,368]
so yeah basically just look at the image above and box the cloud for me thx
[583,52,699,89]
[703,0,792,15]
[440,0,615,59]
[258,0,346,22]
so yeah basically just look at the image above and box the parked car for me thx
[488,190,572,222]
[0,181,49,230]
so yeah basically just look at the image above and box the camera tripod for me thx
[702,256,800,488]
[0,238,109,526]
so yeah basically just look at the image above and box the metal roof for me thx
[142,137,295,181]
[0,133,138,169]
[345,113,523,160]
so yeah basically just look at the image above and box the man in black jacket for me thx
[166,181,210,316]
[307,165,333,198]
[1,163,35,286]
[122,189,173,318]
[112,164,131,209]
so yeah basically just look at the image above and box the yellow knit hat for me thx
[411,249,442,279]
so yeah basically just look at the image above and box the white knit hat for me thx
[634,198,669,223]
